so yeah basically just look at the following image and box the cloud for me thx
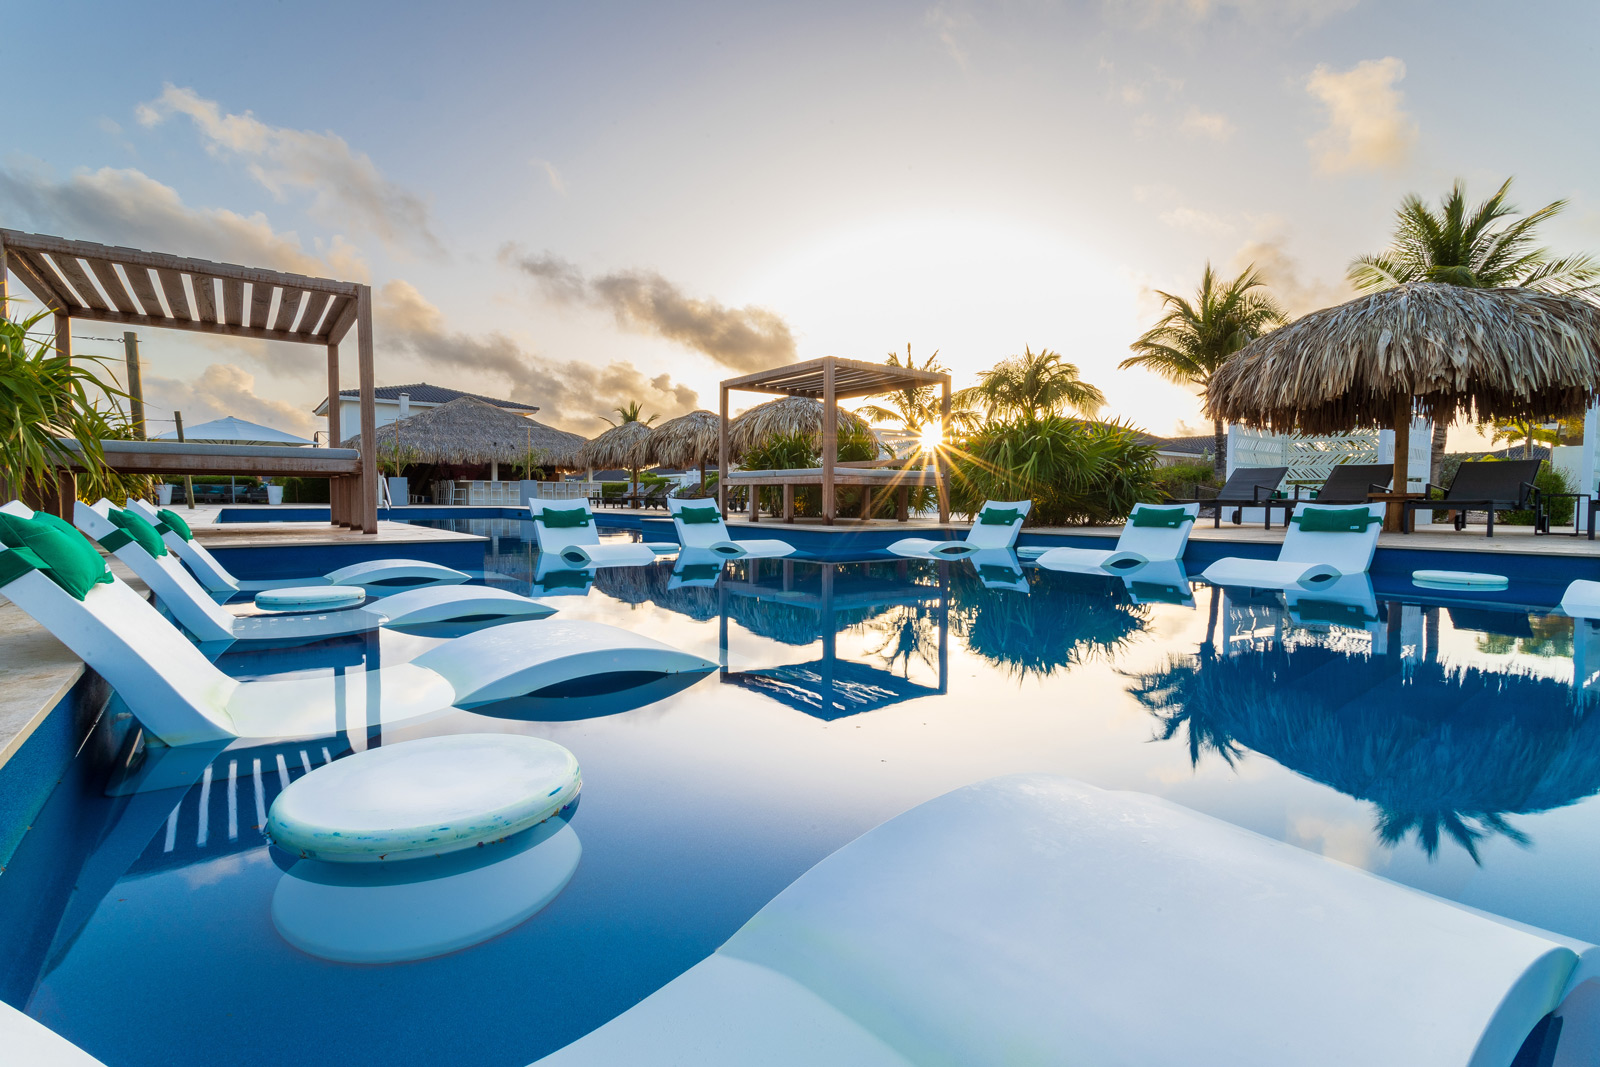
[925,3,973,69]
[1181,108,1235,141]
[142,363,319,439]
[511,251,798,375]
[535,160,567,195]
[1305,57,1417,174]
[375,280,699,433]
[1230,234,1353,316]
[1109,0,1359,25]
[136,84,440,256]
[0,162,367,282]
[1159,205,1234,236]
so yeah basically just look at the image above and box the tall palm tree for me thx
[1121,265,1285,480]
[598,400,659,427]
[857,345,945,436]
[955,347,1104,424]
[1348,178,1600,483]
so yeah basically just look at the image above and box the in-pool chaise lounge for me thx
[668,498,794,559]
[529,498,677,566]
[887,500,1030,560]
[1201,502,1386,591]
[0,509,715,747]
[533,774,1598,1067]
[1119,558,1195,605]
[669,548,727,589]
[1561,580,1600,620]
[969,549,1029,592]
[125,498,471,592]
[1035,502,1198,575]
[65,500,553,644]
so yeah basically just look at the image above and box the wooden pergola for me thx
[0,230,379,532]
[718,356,951,525]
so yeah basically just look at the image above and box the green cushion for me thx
[157,508,193,540]
[679,505,723,525]
[680,564,721,581]
[1292,507,1382,533]
[978,507,1022,526]
[535,508,591,529]
[106,507,169,557]
[0,512,114,600]
[540,569,591,590]
[1129,506,1192,529]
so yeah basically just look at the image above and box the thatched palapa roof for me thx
[348,396,586,468]
[648,410,721,469]
[1208,282,1600,433]
[578,420,654,471]
[728,396,873,456]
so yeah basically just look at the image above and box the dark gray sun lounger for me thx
[1176,466,1290,529]
[1401,459,1543,537]
[1305,463,1393,504]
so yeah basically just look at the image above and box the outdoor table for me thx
[1369,491,1425,533]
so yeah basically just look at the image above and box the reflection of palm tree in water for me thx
[1129,644,1598,863]
[951,566,1149,681]
[863,605,941,678]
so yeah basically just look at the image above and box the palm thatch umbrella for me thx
[728,396,873,457]
[1207,282,1600,490]
[648,410,721,492]
[578,420,655,493]
[348,397,587,474]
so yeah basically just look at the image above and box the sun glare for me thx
[918,423,944,451]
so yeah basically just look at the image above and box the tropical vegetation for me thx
[947,415,1160,525]
[1121,264,1285,480]
[1348,178,1600,482]
[954,347,1104,423]
[856,345,954,439]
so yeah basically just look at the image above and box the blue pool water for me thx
[4,519,1600,1066]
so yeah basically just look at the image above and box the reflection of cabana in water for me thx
[718,560,950,719]
[1131,632,1600,861]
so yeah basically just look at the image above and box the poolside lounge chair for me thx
[1201,502,1385,591]
[529,498,677,566]
[1301,462,1392,504]
[1175,466,1290,529]
[1401,459,1544,536]
[668,498,795,558]
[887,500,1031,560]
[0,506,715,747]
[68,500,554,645]
[1035,502,1198,575]
[124,498,471,593]
[534,774,1595,1067]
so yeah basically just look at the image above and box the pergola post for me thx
[936,380,951,523]
[718,384,729,518]
[821,357,837,526]
[0,235,8,308]
[326,341,345,526]
[355,285,378,534]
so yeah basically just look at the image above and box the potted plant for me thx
[378,439,419,508]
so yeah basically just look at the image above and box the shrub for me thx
[1150,461,1219,500]
[1503,461,1575,527]
[948,416,1161,525]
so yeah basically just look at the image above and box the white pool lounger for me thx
[1561,580,1600,620]
[1036,502,1199,575]
[125,497,470,592]
[887,500,1030,560]
[533,774,1596,1067]
[669,498,794,559]
[0,531,715,747]
[529,498,674,567]
[1202,502,1386,591]
[66,501,553,644]
[0,1001,110,1067]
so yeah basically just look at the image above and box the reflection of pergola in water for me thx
[718,559,950,719]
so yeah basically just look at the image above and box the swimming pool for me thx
[4,518,1598,1066]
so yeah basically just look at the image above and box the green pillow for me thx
[978,507,1021,526]
[1129,507,1191,529]
[679,505,723,525]
[105,507,169,557]
[0,512,113,600]
[156,508,193,540]
[536,508,591,529]
[1292,507,1382,533]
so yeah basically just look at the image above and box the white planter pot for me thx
[157,483,175,506]
[266,485,285,505]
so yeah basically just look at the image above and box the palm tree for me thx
[955,347,1104,424]
[1121,265,1285,480]
[599,400,659,427]
[1348,178,1600,483]
[857,345,945,437]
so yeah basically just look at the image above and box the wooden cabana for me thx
[0,230,379,532]
[718,356,951,525]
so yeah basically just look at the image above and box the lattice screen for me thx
[1227,422,1430,489]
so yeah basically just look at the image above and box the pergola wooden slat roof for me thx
[0,229,379,532]
[721,356,948,400]
[718,356,952,526]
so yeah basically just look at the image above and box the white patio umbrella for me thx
[153,416,314,501]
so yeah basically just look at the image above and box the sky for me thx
[3,0,1597,447]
